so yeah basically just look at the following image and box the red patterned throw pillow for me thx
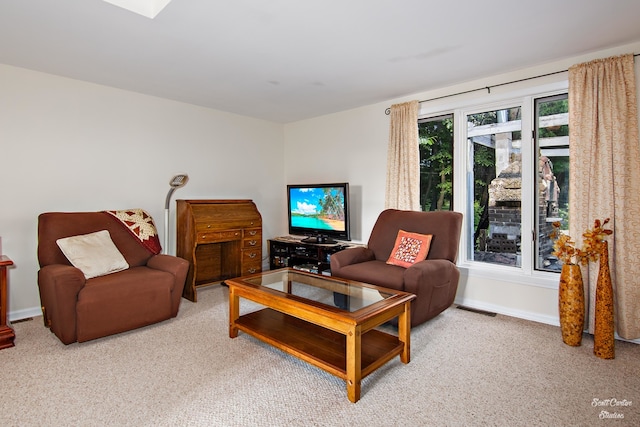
[386,230,433,268]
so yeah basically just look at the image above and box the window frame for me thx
[463,101,527,269]
[534,93,570,273]
[418,79,568,289]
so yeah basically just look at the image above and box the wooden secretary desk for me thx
[176,200,262,302]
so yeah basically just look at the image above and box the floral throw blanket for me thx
[103,209,162,255]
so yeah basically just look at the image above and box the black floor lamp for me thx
[164,174,189,254]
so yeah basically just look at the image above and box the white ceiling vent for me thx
[102,0,172,19]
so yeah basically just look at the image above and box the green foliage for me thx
[538,99,569,138]
[539,98,568,115]
[419,116,453,211]
[468,111,497,125]
[473,200,482,229]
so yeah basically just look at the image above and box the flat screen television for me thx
[287,182,351,244]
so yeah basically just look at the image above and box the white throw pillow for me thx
[56,230,129,279]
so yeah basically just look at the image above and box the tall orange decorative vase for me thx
[594,241,615,359]
[558,263,585,346]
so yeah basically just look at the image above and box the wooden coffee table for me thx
[226,268,416,403]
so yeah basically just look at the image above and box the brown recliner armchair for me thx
[37,211,189,344]
[330,209,462,327]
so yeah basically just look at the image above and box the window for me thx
[419,85,569,276]
[467,106,522,267]
[535,94,569,272]
[418,115,454,211]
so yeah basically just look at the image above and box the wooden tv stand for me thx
[268,237,360,274]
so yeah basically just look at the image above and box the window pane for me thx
[418,115,454,211]
[535,94,569,272]
[467,107,522,267]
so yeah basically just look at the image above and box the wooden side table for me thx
[0,255,15,349]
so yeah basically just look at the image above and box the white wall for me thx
[283,40,640,326]
[283,104,389,243]
[0,64,286,320]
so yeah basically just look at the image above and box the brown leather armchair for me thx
[330,209,462,327]
[37,211,189,344]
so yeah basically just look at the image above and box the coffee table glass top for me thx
[240,269,395,312]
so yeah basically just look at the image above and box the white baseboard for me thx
[9,306,42,322]
[454,296,559,326]
[453,297,640,345]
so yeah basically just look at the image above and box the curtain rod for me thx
[384,53,640,115]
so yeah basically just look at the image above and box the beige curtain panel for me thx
[385,100,420,211]
[568,53,640,340]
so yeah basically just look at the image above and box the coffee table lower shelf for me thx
[235,308,404,381]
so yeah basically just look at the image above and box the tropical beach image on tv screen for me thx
[290,186,346,232]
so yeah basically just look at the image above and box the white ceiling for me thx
[2,0,640,123]
[101,0,172,19]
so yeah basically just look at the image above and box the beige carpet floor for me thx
[1,284,638,426]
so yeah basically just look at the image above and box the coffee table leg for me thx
[346,325,362,403]
[229,287,239,338]
[398,302,411,364]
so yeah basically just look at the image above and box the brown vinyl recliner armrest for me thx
[146,254,189,317]
[329,246,375,271]
[404,259,460,324]
[37,264,86,344]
